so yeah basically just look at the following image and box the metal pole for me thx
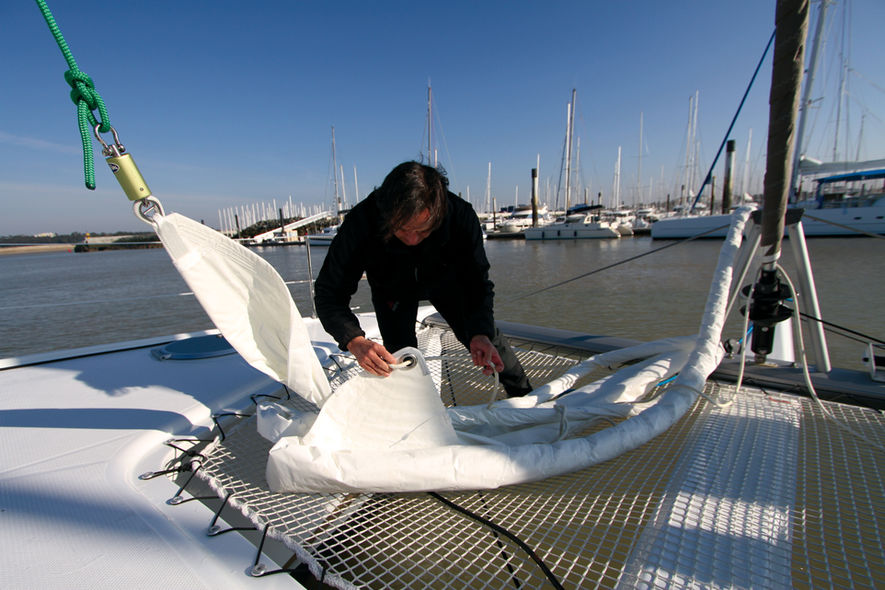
[723,139,736,213]
[305,239,317,318]
[564,91,575,212]
[786,221,831,372]
[531,168,539,227]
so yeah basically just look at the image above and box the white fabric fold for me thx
[153,213,331,405]
[264,208,752,493]
[151,207,752,493]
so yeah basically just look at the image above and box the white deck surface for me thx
[0,336,306,589]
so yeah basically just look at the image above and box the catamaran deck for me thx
[2,312,883,589]
[169,325,884,589]
[0,333,304,590]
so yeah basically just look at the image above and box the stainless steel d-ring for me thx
[133,195,165,225]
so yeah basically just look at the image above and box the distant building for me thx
[33,232,57,238]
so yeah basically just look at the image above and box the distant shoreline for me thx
[0,244,77,256]
[0,242,167,256]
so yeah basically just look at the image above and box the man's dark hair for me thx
[376,161,448,239]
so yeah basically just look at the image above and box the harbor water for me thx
[1,236,882,372]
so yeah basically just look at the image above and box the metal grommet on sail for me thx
[389,353,417,370]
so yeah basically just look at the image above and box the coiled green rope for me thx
[35,0,111,190]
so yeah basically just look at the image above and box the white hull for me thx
[616,223,634,236]
[651,200,885,239]
[524,222,620,240]
[305,226,338,246]
[651,213,735,239]
[799,198,885,236]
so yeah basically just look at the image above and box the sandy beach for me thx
[0,244,76,256]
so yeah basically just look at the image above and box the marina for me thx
[1,236,881,373]
[3,0,885,588]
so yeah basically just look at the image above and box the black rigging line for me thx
[428,491,565,590]
[800,311,885,345]
[689,28,775,213]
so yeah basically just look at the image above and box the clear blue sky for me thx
[2,0,883,235]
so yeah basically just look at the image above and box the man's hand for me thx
[470,334,504,376]
[346,336,398,377]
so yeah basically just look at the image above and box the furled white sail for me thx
[265,207,752,493]
[151,205,749,493]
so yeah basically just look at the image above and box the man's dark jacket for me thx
[314,190,495,351]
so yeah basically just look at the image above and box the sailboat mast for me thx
[331,126,341,214]
[353,166,360,202]
[832,5,848,162]
[485,162,492,215]
[789,0,829,200]
[681,94,696,210]
[427,84,433,166]
[637,111,643,208]
[741,128,753,196]
[564,88,576,211]
[690,92,700,198]
[339,165,347,210]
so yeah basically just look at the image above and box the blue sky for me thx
[2,0,883,235]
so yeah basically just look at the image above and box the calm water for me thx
[1,237,882,371]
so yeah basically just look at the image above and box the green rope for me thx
[35,0,111,190]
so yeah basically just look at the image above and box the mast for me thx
[681,94,697,212]
[427,83,434,167]
[832,3,848,162]
[353,166,360,202]
[564,89,576,211]
[339,164,347,210]
[689,92,699,200]
[637,111,643,208]
[575,137,582,202]
[531,156,540,227]
[788,0,829,201]
[331,126,341,215]
[741,128,753,196]
[722,139,736,213]
[485,162,492,216]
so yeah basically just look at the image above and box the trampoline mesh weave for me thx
[183,326,885,589]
